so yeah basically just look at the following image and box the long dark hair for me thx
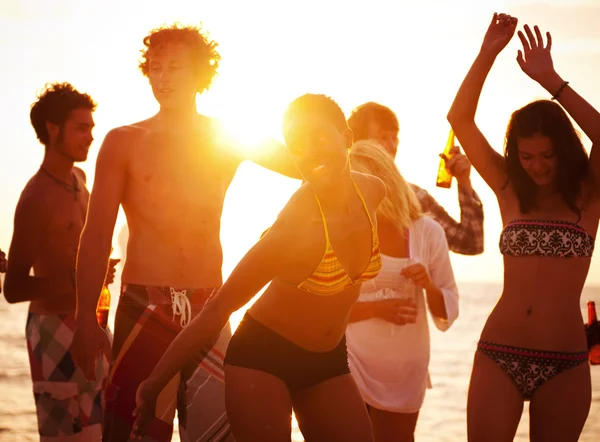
[504,100,589,216]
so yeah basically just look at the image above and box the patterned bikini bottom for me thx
[477,340,588,400]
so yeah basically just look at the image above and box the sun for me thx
[202,82,287,158]
[218,113,279,157]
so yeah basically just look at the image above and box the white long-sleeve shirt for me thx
[346,216,459,413]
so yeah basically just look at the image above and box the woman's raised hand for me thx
[480,13,519,56]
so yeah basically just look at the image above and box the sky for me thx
[1,0,600,286]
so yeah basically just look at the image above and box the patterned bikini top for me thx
[297,179,382,296]
[499,219,595,258]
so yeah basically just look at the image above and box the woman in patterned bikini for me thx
[130,94,386,442]
[448,13,600,441]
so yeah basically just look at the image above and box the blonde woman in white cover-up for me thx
[347,141,459,442]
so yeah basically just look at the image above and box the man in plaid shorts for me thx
[3,82,118,441]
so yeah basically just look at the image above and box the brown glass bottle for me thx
[96,285,111,329]
[587,301,600,365]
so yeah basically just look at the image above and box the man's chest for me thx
[126,148,239,209]
[43,189,88,247]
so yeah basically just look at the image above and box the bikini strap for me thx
[351,178,376,231]
[311,192,330,244]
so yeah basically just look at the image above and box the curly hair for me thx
[29,82,96,146]
[283,94,349,134]
[138,23,220,94]
[504,100,589,216]
[347,102,399,142]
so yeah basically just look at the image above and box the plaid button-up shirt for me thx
[410,183,484,255]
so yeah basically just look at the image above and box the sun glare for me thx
[219,115,277,156]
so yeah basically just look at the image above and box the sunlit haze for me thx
[1,0,600,293]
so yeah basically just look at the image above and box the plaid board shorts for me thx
[103,284,233,442]
[25,312,110,441]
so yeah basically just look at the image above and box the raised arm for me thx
[71,128,128,379]
[447,13,518,194]
[130,199,302,438]
[515,25,600,184]
[248,138,302,179]
[412,182,484,256]
[3,193,73,303]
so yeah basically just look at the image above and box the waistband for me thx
[121,283,219,328]
[121,283,217,306]
[478,340,589,361]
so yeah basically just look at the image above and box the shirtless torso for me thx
[117,116,240,288]
[5,167,88,314]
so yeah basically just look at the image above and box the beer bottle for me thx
[96,285,111,329]
[587,301,600,365]
[436,129,456,189]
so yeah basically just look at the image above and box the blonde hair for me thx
[350,140,422,230]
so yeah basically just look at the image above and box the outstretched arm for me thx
[516,25,600,184]
[447,13,518,194]
[248,138,302,179]
[213,118,302,179]
[130,196,303,438]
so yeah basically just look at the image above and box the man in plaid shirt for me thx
[348,102,484,255]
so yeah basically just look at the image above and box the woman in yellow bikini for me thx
[131,94,386,442]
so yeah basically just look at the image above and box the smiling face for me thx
[283,113,352,185]
[517,133,558,188]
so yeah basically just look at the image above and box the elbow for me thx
[447,109,468,129]
[3,279,23,304]
[469,239,485,256]
[450,237,484,256]
[463,244,484,256]
[447,102,477,130]
[446,108,459,126]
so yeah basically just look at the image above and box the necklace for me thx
[40,167,80,200]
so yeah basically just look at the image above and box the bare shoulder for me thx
[201,115,246,161]
[350,171,386,210]
[96,121,153,165]
[202,115,229,139]
[270,184,316,231]
[14,176,52,223]
[257,184,315,260]
[105,120,152,143]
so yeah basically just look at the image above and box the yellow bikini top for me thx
[297,179,382,296]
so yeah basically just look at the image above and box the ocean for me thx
[1,281,599,441]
